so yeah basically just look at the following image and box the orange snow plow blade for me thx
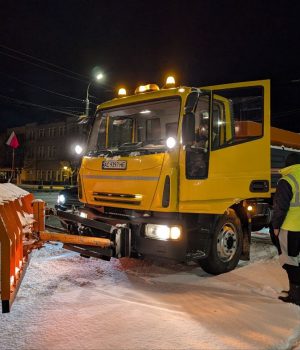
[0,183,35,313]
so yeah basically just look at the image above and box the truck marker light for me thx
[118,88,127,96]
[166,137,176,149]
[165,76,175,86]
[135,84,160,94]
[137,85,146,93]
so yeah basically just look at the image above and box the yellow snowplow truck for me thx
[64,79,299,273]
[2,79,300,312]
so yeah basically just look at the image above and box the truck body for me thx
[68,79,300,274]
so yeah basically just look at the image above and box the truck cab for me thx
[77,80,273,274]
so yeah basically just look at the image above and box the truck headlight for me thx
[170,226,181,240]
[166,137,176,149]
[57,194,66,204]
[145,224,181,240]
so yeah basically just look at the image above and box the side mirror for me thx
[77,115,95,138]
[182,112,195,145]
[184,92,199,114]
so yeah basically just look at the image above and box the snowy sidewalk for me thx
[0,243,300,350]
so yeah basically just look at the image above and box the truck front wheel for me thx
[199,209,243,275]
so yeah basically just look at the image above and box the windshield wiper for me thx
[89,148,114,156]
[119,142,143,150]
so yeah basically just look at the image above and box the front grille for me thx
[93,192,142,205]
[66,198,81,206]
[94,198,140,205]
[104,207,129,218]
[93,192,137,199]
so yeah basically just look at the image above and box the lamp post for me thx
[85,73,104,117]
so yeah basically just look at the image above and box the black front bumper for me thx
[55,208,213,263]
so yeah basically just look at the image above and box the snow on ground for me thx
[1,238,300,350]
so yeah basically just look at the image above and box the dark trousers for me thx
[270,226,300,285]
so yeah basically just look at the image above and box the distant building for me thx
[1,117,88,185]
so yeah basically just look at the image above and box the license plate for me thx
[102,160,127,170]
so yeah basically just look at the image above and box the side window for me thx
[212,86,263,150]
[194,97,210,152]
[186,95,210,179]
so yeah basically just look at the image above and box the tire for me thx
[199,209,243,275]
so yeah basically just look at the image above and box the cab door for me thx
[179,80,270,214]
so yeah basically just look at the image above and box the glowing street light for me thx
[85,72,104,117]
[96,73,104,80]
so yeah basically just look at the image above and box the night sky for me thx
[1,0,300,131]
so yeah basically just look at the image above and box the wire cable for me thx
[0,50,88,83]
[0,72,85,102]
[0,93,79,117]
[0,44,89,79]
[0,49,113,90]
[0,72,99,106]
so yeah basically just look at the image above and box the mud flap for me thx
[240,220,251,261]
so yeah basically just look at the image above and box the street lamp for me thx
[85,73,104,117]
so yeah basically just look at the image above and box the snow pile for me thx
[0,242,300,350]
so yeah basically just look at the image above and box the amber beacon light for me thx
[118,88,127,96]
[165,76,176,87]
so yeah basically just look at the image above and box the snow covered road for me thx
[1,239,300,350]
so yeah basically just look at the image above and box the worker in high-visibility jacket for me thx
[272,152,300,306]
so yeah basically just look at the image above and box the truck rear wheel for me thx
[199,209,243,275]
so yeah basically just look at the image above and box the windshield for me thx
[87,98,180,155]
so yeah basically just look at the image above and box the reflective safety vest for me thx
[280,164,300,231]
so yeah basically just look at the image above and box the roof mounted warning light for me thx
[134,84,160,94]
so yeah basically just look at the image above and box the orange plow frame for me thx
[0,184,34,313]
